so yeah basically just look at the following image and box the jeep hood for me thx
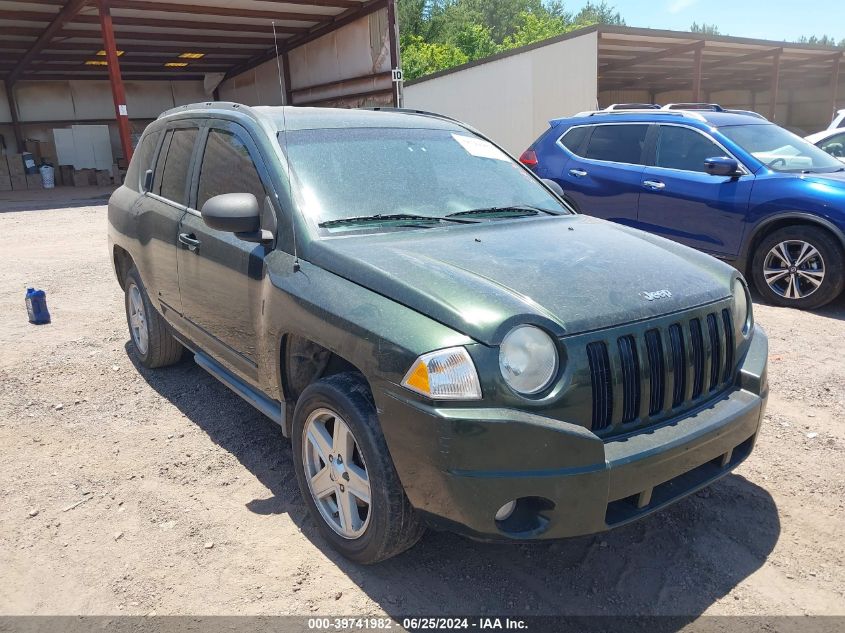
[307,215,733,345]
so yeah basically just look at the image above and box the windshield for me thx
[720,124,844,173]
[280,127,569,232]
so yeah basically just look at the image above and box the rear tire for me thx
[751,226,844,309]
[124,267,184,368]
[292,372,424,564]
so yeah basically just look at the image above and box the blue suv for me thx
[522,104,845,309]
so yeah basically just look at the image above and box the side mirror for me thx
[542,178,564,197]
[143,169,153,192]
[704,157,741,177]
[201,193,272,243]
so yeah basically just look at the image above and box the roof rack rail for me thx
[157,101,258,120]
[363,106,465,126]
[662,103,725,111]
[572,109,707,121]
[724,108,768,120]
[604,103,660,110]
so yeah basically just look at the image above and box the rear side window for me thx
[124,130,160,192]
[197,129,266,211]
[158,128,198,206]
[584,124,648,164]
[655,125,724,172]
[559,126,589,155]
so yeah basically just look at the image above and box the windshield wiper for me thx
[446,205,559,219]
[318,213,475,228]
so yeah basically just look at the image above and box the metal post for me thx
[4,80,24,153]
[282,51,293,105]
[97,0,133,162]
[831,54,842,121]
[386,0,401,107]
[691,46,703,102]
[768,49,781,121]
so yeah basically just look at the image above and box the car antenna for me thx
[273,21,300,272]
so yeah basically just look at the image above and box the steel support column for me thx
[386,0,400,107]
[768,49,781,121]
[282,51,293,105]
[97,0,133,162]
[691,46,703,102]
[4,80,24,153]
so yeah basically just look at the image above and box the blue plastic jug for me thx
[25,288,51,324]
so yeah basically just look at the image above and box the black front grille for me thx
[617,335,640,424]
[645,329,664,416]
[706,313,721,392]
[690,318,705,399]
[587,306,736,434]
[668,324,686,407]
[587,341,613,430]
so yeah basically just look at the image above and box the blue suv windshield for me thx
[720,124,844,173]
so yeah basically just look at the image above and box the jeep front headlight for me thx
[732,278,752,336]
[402,347,482,400]
[499,325,558,395]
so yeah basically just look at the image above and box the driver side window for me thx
[197,129,267,211]
[656,126,725,173]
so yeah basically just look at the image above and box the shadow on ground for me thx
[750,288,845,321]
[0,192,112,214]
[128,342,780,620]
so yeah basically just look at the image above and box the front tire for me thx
[124,267,184,368]
[751,226,844,309]
[292,373,424,564]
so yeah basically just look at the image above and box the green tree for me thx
[401,34,469,80]
[574,1,625,26]
[796,34,845,47]
[501,11,572,49]
[451,22,499,59]
[690,22,721,35]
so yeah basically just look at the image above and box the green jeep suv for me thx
[108,103,769,564]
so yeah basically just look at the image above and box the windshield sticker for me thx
[451,133,510,161]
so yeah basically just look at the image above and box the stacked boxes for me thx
[7,154,28,191]
[26,173,43,189]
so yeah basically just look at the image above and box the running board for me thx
[194,351,286,435]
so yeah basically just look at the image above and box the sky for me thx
[602,0,845,43]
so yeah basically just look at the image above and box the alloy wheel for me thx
[128,283,149,355]
[302,407,372,539]
[762,240,826,300]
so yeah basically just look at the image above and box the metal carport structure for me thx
[597,25,842,132]
[1,0,400,162]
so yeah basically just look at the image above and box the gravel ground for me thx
[1,194,843,618]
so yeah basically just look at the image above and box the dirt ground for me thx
[1,189,844,619]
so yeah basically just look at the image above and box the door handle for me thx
[178,233,201,252]
[569,168,588,178]
[643,180,666,190]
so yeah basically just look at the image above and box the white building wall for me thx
[404,31,599,155]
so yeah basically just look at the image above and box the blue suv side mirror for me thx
[704,157,742,177]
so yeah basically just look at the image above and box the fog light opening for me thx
[494,500,517,522]
[494,496,555,538]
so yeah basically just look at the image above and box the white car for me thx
[806,128,845,163]
[826,108,845,131]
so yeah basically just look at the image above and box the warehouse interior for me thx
[0,0,398,191]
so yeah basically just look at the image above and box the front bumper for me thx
[376,325,768,541]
